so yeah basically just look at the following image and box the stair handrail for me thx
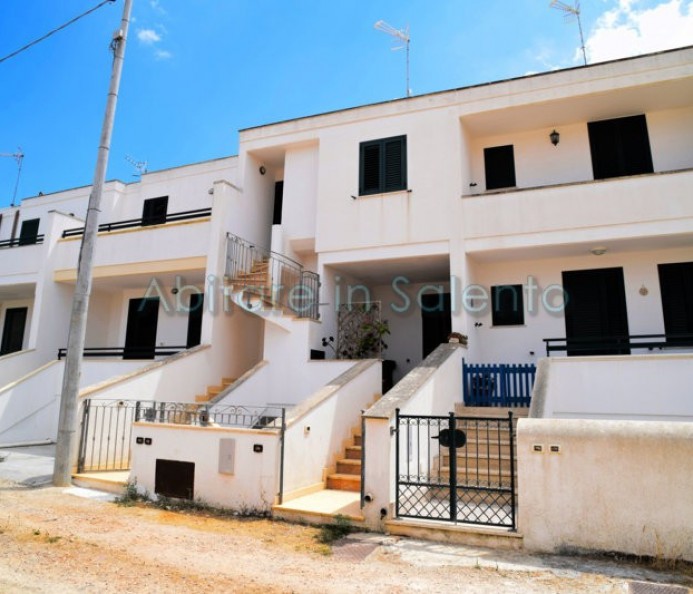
[225,232,320,320]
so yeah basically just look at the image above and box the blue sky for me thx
[1,0,691,207]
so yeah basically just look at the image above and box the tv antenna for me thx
[374,20,411,97]
[550,1,588,66]
[125,154,148,177]
[0,148,24,207]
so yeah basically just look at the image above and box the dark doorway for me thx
[272,181,284,225]
[142,196,169,226]
[186,293,204,348]
[484,145,516,190]
[588,115,653,180]
[155,459,194,500]
[421,292,452,359]
[562,268,630,356]
[19,218,40,245]
[124,298,159,359]
[658,261,693,344]
[1,307,28,355]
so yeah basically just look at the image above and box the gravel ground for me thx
[0,479,690,594]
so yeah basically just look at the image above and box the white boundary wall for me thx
[518,418,693,562]
[531,354,693,421]
[130,422,280,510]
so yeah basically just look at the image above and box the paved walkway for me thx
[0,443,55,486]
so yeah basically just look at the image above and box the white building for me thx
[1,46,692,559]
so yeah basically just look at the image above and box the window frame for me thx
[358,135,407,196]
[491,284,525,327]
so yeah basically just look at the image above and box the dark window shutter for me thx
[383,137,406,191]
[142,196,169,226]
[484,145,516,190]
[491,285,524,326]
[588,115,653,180]
[360,143,381,195]
[359,136,406,195]
[19,218,40,245]
[658,262,693,340]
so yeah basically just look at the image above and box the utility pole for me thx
[53,0,133,486]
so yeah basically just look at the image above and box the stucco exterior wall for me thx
[531,354,693,421]
[130,422,280,510]
[518,418,693,562]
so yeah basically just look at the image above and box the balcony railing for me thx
[61,208,211,238]
[0,235,44,248]
[225,233,320,320]
[543,334,693,356]
[57,346,186,360]
[137,401,287,430]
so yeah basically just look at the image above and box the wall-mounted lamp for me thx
[549,129,560,147]
[259,165,266,175]
[590,246,608,256]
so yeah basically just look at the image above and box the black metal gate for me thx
[77,399,151,473]
[395,410,516,529]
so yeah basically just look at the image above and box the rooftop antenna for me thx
[125,154,147,177]
[374,20,411,97]
[550,1,588,66]
[0,148,24,206]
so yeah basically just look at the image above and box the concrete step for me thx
[385,519,523,550]
[454,405,529,420]
[441,452,514,470]
[353,433,362,447]
[326,473,361,492]
[345,445,362,460]
[72,471,129,496]
[336,459,361,475]
[272,490,365,526]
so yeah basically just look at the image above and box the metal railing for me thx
[225,232,320,320]
[58,346,186,360]
[137,401,286,429]
[0,235,44,248]
[62,207,211,238]
[544,333,693,356]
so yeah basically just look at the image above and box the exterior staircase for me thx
[438,405,528,490]
[195,377,237,403]
[325,427,362,492]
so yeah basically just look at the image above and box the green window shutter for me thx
[383,136,406,192]
[360,143,381,195]
[359,135,407,195]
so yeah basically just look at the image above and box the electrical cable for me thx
[0,0,116,65]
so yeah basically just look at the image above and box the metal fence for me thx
[77,399,286,473]
[463,362,535,407]
[395,410,516,529]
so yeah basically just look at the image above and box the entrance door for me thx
[421,293,452,359]
[0,307,28,355]
[562,268,630,356]
[124,298,159,359]
[186,293,204,348]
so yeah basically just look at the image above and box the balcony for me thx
[461,168,693,254]
[0,236,44,281]
[54,209,212,280]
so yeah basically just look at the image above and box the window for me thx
[359,135,407,195]
[484,145,516,190]
[142,196,169,226]
[491,284,524,326]
[658,262,693,343]
[272,181,284,225]
[588,115,653,180]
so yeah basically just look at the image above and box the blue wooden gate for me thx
[463,362,535,407]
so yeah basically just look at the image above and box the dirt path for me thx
[0,480,690,594]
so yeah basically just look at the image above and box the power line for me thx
[0,0,117,65]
